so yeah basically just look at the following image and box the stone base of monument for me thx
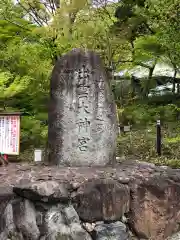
[1,160,180,240]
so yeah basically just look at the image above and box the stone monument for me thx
[48,48,117,166]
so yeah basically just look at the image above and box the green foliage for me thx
[117,104,180,167]
[20,116,47,148]
[0,71,31,98]
[116,129,156,159]
[116,122,180,164]
[117,104,180,126]
[151,158,180,168]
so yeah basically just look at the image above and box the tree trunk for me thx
[177,83,180,94]
[172,65,177,94]
[130,76,136,99]
[143,63,156,97]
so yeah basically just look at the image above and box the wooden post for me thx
[116,105,121,136]
[156,120,161,156]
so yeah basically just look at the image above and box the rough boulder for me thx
[1,160,180,239]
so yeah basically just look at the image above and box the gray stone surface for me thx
[41,204,92,240]
[167,232,180,240]
[48,48,117,166]
[73,179,130,222]
[0,203,16,240]
[94,221,130,240]
[13,181,70,202]
[12,199,40,240]
[2,160,180,239]
[128,173,180,240]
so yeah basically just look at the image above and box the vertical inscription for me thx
[98,75,105,90]
[75,66,92,152]
[78,137,90,151]
[97,75,105,109]
[78,95,90,113]
[77,67,90,86]
[76,118,90,133]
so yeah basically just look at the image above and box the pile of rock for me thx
[1,160,180,240]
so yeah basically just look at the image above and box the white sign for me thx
[0,115,20,155]
[157,120,161,125]
[124,125,130,132]
[34,149,42,162]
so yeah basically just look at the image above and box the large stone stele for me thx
[48,48,117,166]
